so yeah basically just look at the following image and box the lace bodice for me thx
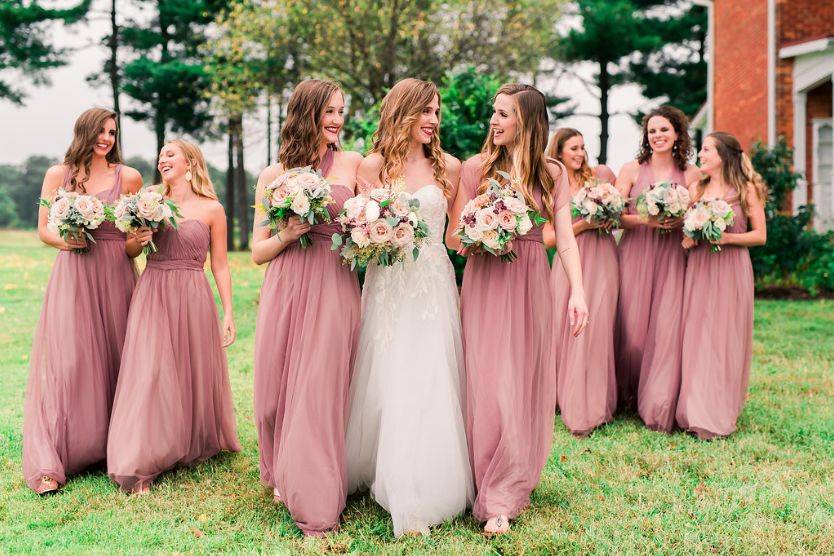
[361,184,457,343]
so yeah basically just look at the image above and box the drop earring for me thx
[185,169,193,182]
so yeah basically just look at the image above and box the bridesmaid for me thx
[543,128,618,437]
[614,106,700,432]
[251,79,361,536]
[107,139,240,493]
[677,132,766,439]
[448,84,589,535]
[22,108,143,494]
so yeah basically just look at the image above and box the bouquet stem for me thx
[299,233,312,248]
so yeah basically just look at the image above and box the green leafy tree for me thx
[0,0,90,104]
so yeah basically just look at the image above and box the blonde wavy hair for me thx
[63,107,123,193]
[371,78,451,196]
[479,83,555,220]
[696,131,766,217]
[279,79,342,170]
[546,127,593,186]
[159,139,218,200]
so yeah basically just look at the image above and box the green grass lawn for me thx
[0,229,832,554]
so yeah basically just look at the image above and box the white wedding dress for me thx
[346,184,474,536]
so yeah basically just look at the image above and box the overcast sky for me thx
[0,0,648,176]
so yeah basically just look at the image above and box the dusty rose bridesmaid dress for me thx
[615,163,688,432]
[460,154,568,522]
[676,189,753,439]
[22,165,137,492]
[552,166,618,436]
[107,219,240,491]
[253,149,360,536]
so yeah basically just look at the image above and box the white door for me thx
[812,118,833,231]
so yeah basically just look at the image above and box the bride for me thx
[346,78,474,536]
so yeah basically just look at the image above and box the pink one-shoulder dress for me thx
[460,154,569,522]
[677,189,753,439]
[23,165,137,491]
[253,149,361,536]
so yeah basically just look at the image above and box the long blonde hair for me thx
[160,139,218,200]
[279,79,342,170]
[479,83,555,220]
[63,107,123,192]
[697,131,766,216]
[546,127,593,187]
[371,78,451,196]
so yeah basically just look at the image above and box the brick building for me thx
[694,0,834,230]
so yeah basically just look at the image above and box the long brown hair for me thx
[696,131,766,217]
[479,83,555,220]
[63,108,122,192]
[159,139,218,200]
[546,127,593,187]
[279,79,342,170]
[637,105,692,171]
[371,78,451,196]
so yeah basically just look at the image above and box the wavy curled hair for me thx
[371,78,452,197]
[637,105,693,171]
[63,108,123,192]
[546,127,593,186]
[159,139,218,200]
[279,79,342,170]
[479,83,555,221]
[695,131,767,217]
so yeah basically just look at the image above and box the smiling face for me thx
[490,93,518,147]
[411,94,440,145]
[646,115,678,155]
[698,136,723,173]
[560,134,586,171]
[320,90,345,145]
[157,142,190,183]
[92,118,117,158]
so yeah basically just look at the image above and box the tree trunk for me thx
[234,116,249,250]
[109,0,121,151]
[226,122,236,250]
[154,115,165,182]
[598,60,610,165]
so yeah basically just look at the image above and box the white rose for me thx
[517,213,533,235]
[50,197,71,222]
[475,208,500,231]
[343,196,365,220]
[465,225,483,242]
[350,226,371,248]
[365,200,381,222]
[291,193,311,215]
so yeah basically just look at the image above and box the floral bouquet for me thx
[40,188,106,253]
[455,171,547,262]
[331,184,429,269]
[636,181,691,233]
[261,167,333,248]
[571,179,626,233]
[683,198,735,252]
[107,187,181,254]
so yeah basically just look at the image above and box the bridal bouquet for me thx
[636,181,690,232]
[571,180,626,233]
[261,166,333,248]
[683,198,735,252]
[107,187,181,254]
[40,188,106,253]
[331,184,429,269]
[455,171,547,262]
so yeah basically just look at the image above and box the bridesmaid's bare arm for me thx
[37,165,85,251]
[548,161,588,336]
[594,164,617,185]
[121,166,148,258]
[250,164,310,265]
[681,180,701,250]
[616,161,643,230]
[357,153,384,193]
[208,202,236,347]
[718,186,767,247]
[446,157,480,251]
[443,153,462,216]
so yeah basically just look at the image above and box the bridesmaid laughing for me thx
[23,108,143,494]
[251,79,362,537]
[614,106,700,432]
[544,128,618,437]
[107,139,240,493]
[677,132,766,439]
[448,84,588,535]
